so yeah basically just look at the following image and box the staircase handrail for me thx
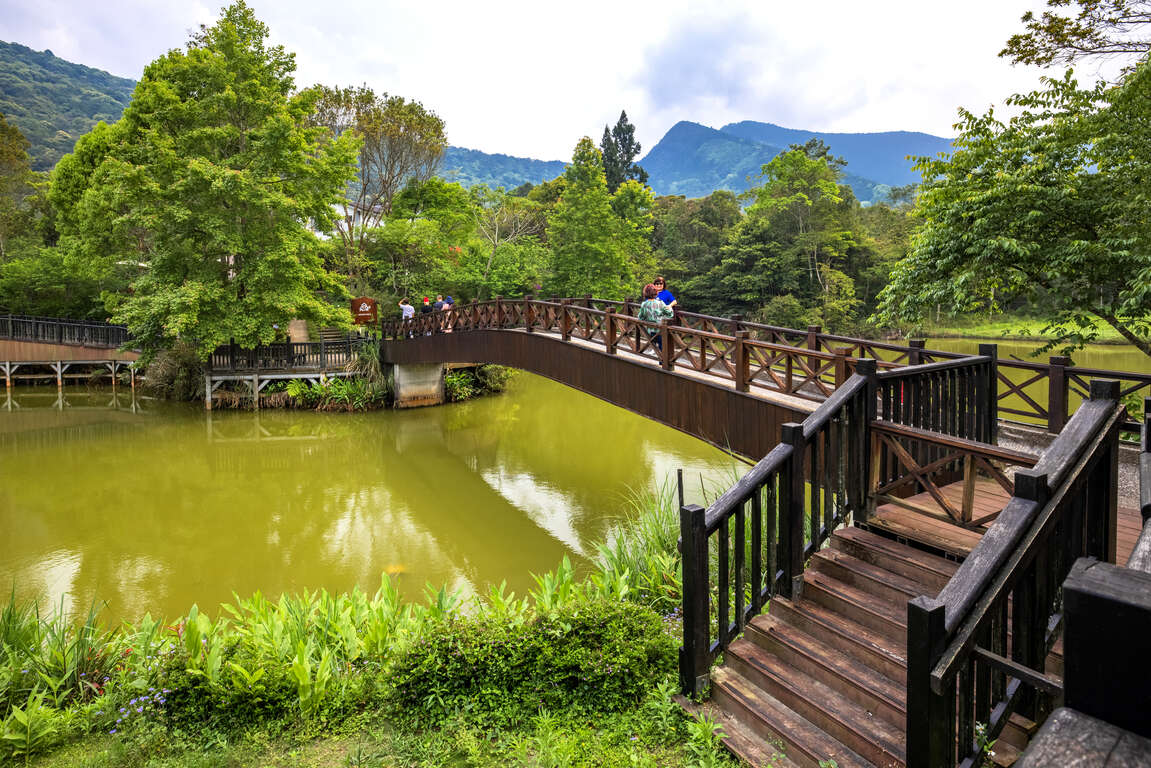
[678,360,877,697]
[906,380,1126,768]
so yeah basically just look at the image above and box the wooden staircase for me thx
[685,527,1032,768]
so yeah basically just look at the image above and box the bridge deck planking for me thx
[868,480,1142,563]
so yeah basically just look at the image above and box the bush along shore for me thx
[0,482,743,767]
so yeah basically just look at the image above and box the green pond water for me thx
[0,374,743,624]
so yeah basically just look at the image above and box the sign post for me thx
[351,297,378,326]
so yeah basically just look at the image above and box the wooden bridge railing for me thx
[0,314,131,349]
[906,380,1126,768]
[678,360,877,696]
[382,298,1149,432]
[206,337,367,373]
[1131,398,1151,571]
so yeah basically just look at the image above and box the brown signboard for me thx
[351,296,378,325]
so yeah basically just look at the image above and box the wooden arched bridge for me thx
[382,297,1151,768]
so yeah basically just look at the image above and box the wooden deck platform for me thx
[865,479,1142,564]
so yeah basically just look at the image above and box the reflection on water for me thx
[1,374,742,622]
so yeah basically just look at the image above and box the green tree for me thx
[1001,0,1151,70]
[599,111,649,193]
[547,138,638,298]
[310,85,446,293]
[60,1,359,357]
[876,65,1151,358]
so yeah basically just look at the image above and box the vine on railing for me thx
[906,380,1126,768]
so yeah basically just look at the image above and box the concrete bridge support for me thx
[392,363,445,408]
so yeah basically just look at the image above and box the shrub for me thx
[387,599,676,726]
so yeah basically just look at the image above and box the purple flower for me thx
[136,707,143,713]
[110,729,117,734]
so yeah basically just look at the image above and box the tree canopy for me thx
[599,111,648,193]
[1001,0,1151,69]
[54,1,360,357]
[876,64,1151,357]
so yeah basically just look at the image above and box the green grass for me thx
[917,314,1129,344]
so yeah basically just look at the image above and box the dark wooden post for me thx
[1047,355,1071,433]
[660,319,673,371]
[495,296,504,329]
[733,331,749,393]
[1063,557,1151,739]
[679,503,710,698]
[730,314,743,335]
[1087,379,1120,564]
[833,346,851,387]
[1012,467,1049,720]
[524,294,534,333]
[319,337,326,371]
[906,596,954,768]
[908,338,926,366]
[560,299,571,342]
[605,307,616,354]
[623,297,633,316]
[229,339,236,372]
[979,343,999,444]
[807,324,821,379]
[583,294,592,309]
[1143,397,1151,522]
[780,422,806,598]
[857,358,879,524]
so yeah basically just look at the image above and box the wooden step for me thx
[769,598,907,684]
[675,695,801,768]
[726,638,905,767]
[711,666,876,768]
[802,569,908,644]
[809,548,930,605]
[745,613,905,728]
[831,527,957,594]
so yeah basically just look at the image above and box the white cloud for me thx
[0,0,1107,161]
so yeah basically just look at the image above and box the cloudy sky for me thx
[0,0,1101,161]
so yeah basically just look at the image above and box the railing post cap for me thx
[1089,378,1120,401]
[780,422,804,444]
[1014,468,1050,502]
[807,325,822,333]
[909,338,926,348]
[1049,354,1071,366]
[855,358,878,376]
[734,329,748,339]
[977,342,998,356]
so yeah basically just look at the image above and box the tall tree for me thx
[58,1,360,357]
[599,111,649,192]
[1001,0,1151,70]
[875,65,1151,358]
[309,85,446,293]
[0,113,35,260]
[547,138,633,298]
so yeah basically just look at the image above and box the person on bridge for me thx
[653,277,677,310]
[638,283,674,351]
[399,298,415,338]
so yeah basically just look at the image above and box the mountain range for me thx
[1,41,953,201]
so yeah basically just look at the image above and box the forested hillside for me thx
[441,146,566,189]
[0,41,135,170]
[719,121,953,187]
[639,120,886,203]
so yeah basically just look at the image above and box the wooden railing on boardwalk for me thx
[381,297,1150,432]
[0,314,130,349]
[205,337,367,373]
[1130,398,1151,571]
[906,381,1126,768]
[678,361,878,696]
